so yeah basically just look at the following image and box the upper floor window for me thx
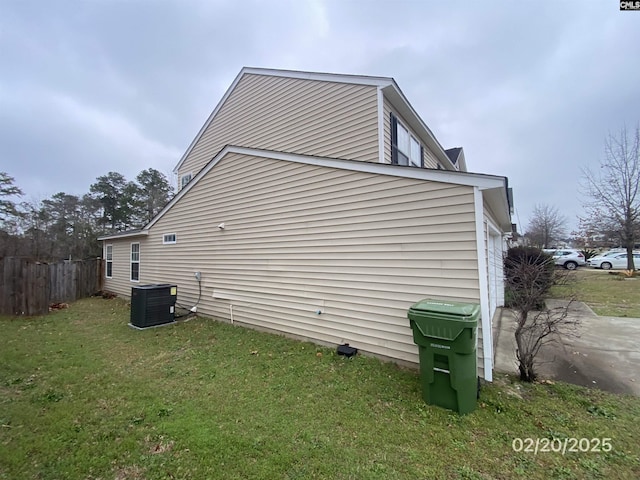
[391,113,423,168]
[180,173,193,190]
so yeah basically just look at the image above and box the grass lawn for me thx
[548,268,640,317]
[1,298,639,479]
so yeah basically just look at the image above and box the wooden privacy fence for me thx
[0,257,104,316]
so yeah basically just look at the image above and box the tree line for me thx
[522,126,639,268]
[0,169,174,262]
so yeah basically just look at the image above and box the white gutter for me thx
[98,230,149,241]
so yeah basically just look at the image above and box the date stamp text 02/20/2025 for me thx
[512,438,612,456]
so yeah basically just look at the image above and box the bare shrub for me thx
[504,247,579,382]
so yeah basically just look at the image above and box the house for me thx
[99,67,512,381]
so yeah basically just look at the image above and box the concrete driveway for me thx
[493,300,640,396]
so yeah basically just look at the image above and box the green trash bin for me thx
[408,299,480,414]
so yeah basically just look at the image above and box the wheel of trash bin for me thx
[477,377,481,399]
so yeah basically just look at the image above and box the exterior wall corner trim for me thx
[474,187,494,381]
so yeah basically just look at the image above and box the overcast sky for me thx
[1,0,638,233]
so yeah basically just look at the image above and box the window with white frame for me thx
[163,233,177,244]
[105,244,113,278]
[391,113,423,167]
[130,243,140,282]
[180,173,193,190]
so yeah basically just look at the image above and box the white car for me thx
[588,252,640,270]
[547,249,587,270]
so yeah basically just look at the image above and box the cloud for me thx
[0,0,638,234]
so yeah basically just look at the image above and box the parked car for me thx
[588,252,640,270]
[598,249,626,257]
[547,249,586,270]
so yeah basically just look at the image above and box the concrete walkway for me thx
[493,300,640,396]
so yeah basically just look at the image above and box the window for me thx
[163,233,177,244]
[396,122,409,165]
[105,245,113,278]
[410,137,421,168]
[390,113,423,167]
[180,173,193,190]
[130,243,140,282]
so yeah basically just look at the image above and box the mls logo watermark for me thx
[620,1,640,10]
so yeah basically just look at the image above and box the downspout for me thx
[473,187,494,382]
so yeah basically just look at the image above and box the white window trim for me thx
[409,136,421,168]
[130,242,140,283]
[180,172,193,190]
[377,87,385,164]
[392,113,423,168]
[105,244,113,279]
[163,233,177,245]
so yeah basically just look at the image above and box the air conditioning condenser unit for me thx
[130,284,177,328]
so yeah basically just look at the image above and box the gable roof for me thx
[100,145,511,241]
[445,147,462,165]
[445,147,469,172]
[172,67,458,175]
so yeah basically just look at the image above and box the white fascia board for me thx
[457,149,468,173]
[241,67,393,88]
[98,230,149,241]
[149,145,508,231]
[474,187,493,382]
[377,87,385,164]
[382,84,457,171]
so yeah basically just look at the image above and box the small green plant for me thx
[587,404,617,419]
[157,407,173,417]
[36,389,64,403]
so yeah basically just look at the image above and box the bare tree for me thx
[581,126,640,270]
[505,247,578,382]
[525,204,566,248]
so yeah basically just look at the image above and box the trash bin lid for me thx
[409,299,480,319]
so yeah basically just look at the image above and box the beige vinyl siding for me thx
[383,99,440,169]
[179,74,379,179]
[107,152,485,371]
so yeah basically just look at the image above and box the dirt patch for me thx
[113,465,146,480]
